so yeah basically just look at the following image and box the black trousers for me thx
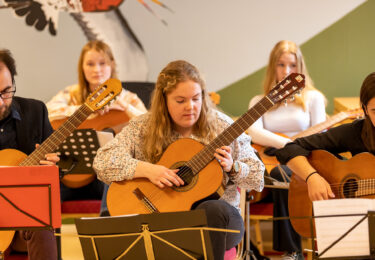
[196,200,244,260]
[270,165,301,253]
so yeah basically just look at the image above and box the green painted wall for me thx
[218,1,375,116]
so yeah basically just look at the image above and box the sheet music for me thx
[313,198,375,258]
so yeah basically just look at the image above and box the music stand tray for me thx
[0,165,61,230]
[75,209,214,260]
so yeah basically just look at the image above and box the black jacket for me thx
[12,96,53,155]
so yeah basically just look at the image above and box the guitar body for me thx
[51,110,130,188]
[289,150,375,238]
[0,149,27,253]
[107,138,224,216]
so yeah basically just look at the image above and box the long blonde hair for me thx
[144,60,217,163]
[263,40,323,109]
[72,40,118,104]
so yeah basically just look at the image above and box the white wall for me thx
[0,0,365,102]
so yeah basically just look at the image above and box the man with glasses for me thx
[0,49,59,259]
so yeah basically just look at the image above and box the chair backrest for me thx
[122,82,155,109]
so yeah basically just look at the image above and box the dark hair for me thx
[0,49,17,84]
[360,72,375,153]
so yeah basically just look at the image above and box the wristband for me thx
[305,171,318,183]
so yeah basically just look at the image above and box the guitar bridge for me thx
[133,188,159,213]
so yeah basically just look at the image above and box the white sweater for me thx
[247,90,326,149]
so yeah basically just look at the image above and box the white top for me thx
[46,84,147,121]
[247,90,326,149]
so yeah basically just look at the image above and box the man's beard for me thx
[0,101,12,121]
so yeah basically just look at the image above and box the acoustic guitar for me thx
[107,73,305,216]
[0,78,122,254]
[249,107,363,204]
[288,150,375,238]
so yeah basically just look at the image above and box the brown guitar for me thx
[107,73,306,216]
[288,150,375,238]
[0,79,122,254]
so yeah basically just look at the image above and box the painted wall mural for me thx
[2,0,172,82]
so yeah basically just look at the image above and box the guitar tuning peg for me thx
[289,96,295,102]
[283,100,287,106]
[296,90,302,96]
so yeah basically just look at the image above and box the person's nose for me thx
[284,66,291,75]
[185,100,194,110]
[93,64,101,72]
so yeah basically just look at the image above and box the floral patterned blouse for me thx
[46,84,147,121]
[93,111,265,212]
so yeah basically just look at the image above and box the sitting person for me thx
[276,72,375,201]
[46,40,147,203]
[0,49,59,259]
[247,40,326,260]
[93,60,265,260]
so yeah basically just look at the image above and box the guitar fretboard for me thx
[292,111,348,140]
[186,96,274,174]
[19,105,93,166]
[355,179,375,197]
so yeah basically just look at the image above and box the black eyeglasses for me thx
[0,85,16,99]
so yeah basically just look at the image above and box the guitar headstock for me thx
[85,79,123,111]
[267,73,305,104]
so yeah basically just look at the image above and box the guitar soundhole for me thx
[170,162,198,192]
[342,178,358,198]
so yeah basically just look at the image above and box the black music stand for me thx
[57,129,100,177]
[75,210,215,260]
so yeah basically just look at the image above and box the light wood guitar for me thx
[252,109,363,174]
[107,73,306,216]
[288,150,375,238]
[50,92,130,188]
[0,78,122,254]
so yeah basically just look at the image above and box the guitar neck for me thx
[19,105,93,166]
[187,96,274,173]
[291,111,348,140]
